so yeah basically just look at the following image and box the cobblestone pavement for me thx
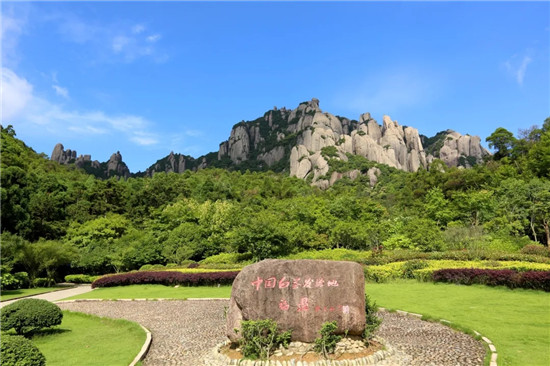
[376,311,485,366]
[58,300,485,366]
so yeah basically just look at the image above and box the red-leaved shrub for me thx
[432,268,550,292]
[91,271,239,288]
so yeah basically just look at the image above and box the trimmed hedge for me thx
[64,274,101,284]
[432,269,550,291]
[0,334,46,366]
[1,299,63,335]
[91,270,239,288]
[365,260,550,283]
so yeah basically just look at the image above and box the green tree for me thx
[486,127,516,160]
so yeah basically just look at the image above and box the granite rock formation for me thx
[50,144,129,179]
[226,259,366,343]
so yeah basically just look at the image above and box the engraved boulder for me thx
[226,259,366,343]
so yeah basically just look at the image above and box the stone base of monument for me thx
[206,337,395,366]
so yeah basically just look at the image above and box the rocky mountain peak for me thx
[50,144,128,179]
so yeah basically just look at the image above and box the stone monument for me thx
[226,259,366,343]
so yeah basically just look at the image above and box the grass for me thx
[62,284,232,300]
[59,281,550,366]
[366,280,550,366]
[0,286,72,302]
[31,311,145,366]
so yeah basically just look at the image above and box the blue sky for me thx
[2,1,549,173]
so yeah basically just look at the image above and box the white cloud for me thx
[2,67,159,146]
[131,135,159,146]
[2,67,33,121]
[146,34,161,43]
[52,85,69,98]
[132,24,145,34]
[504,55,532,86]
[50,13,165,63]
[112,35,131,53]
[1,5,29,66]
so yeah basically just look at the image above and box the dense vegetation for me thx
[1,119,549,284]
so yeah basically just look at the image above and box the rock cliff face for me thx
[53,98,490,185]
[105,151,130,178]
[216,98,489,187]
[50,144,129,179]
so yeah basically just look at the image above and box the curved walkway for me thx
[0,285,93,308]
[57,300,486,366]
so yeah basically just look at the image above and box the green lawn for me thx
[366,280,550,366]
[63,284,232,300]
[60,281,550,366]
[1,287,72,302]
[32,311,145,366]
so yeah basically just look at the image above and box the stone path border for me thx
[378,307,497,366]
[207,337,395,366]
[129,324,153,366]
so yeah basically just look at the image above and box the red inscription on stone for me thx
[297,297,309,312]
[292,278,301,289]
[251,277,263,291]
[278,277,290,289]
[303,278,314,288]
[264,277,277,289]
[327,280,339,287]
[315,278,325,288]
[279,299,290,311]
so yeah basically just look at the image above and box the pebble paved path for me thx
[58,300,485,366]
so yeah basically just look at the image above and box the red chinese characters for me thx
[250,276,340,291]
[264,277,277,289]
[279,299,290,311]
[278,277,290,289]
[297,297,309,312]
[327,280,339,287]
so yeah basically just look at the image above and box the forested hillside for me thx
[1,120,549,283]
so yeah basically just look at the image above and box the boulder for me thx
[226,259,366,343]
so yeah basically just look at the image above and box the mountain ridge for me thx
[50,98,490,185]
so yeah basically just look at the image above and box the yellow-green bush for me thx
[286,248,372,262]
[365,260,550,282]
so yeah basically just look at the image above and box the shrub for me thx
[1,272,21,290]
[366,260,550,283]
[288,249,372,263]
[1,299,63,335]
[521,244,550,257]
[364,262,404,282]
[432,268,550,291]
[33,278,51,288]
[91,270,239,288]
[14,272,30,288]
[314,321,342,358]
[187,262,199,269]
[200,252,254,267]
[0,334,46,366]
[517,271,550,291]
[139,264,166,271]
[239,319,292,360]
[64,274,100,284]
[402,260,429,278]
[363,294,381,341]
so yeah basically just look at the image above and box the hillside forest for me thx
[1,119,549,285]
